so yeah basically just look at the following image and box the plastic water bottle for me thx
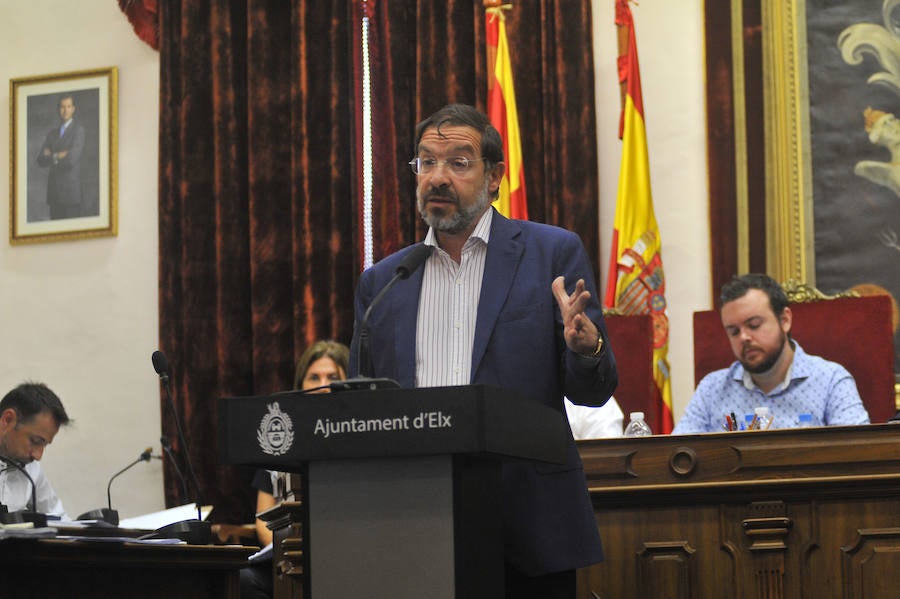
[754,406,772,430]
[798,413,813,428]
[624,411,653,437]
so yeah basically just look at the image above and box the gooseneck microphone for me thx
[108,447,152,511]
[0,455,36,512]
[152,350,211,543]
[160,435,189,502]
[77,446,153,526]
[152,350,170,383]
[0,454,44,527]
[356,244,433,378]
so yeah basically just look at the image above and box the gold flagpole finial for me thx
[484,0,513,22]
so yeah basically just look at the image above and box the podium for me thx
[219,384,568,599]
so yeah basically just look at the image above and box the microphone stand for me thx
[356,277,397,379]
[77,448,154,526]
[354,243,433,380]
[0,455,46,527]
[160,435,189,502]
[152,351,211,544]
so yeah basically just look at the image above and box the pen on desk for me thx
[725,414,733,431]
[749,415,759,430]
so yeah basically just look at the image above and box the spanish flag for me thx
[485,2,528,219]
[604,0,673,433]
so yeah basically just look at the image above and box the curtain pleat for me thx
[158,0,355,523]
[498,1,600,276]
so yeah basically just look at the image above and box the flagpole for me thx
[484,0,528,220]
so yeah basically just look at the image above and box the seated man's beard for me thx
[741,334,788,374]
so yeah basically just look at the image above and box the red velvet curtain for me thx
[158,1,357,522]
[155,0,600,523]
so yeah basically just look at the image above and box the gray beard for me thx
[418,180,491,234]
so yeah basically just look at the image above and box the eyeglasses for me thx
[408,156,486,176]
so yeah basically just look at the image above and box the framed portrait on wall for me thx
[9,66,117,244]
[763,0,900,375]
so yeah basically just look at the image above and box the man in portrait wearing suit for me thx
[349,103,617,599]
[36,93,85,220]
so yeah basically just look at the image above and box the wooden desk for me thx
[576,424,900,598]
[0,537,254,598]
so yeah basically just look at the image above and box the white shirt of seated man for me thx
[564,396,625,440]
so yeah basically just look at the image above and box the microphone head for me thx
[151,350,170,377]
[140,447,153,462]
[395,244,432,279]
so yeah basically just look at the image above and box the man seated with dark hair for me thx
[673,274,870,434]
[0,382,70,517]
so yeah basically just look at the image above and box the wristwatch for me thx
[579,335,603,359]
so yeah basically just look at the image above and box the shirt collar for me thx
[736,339,804,392]
[423,207,493,249]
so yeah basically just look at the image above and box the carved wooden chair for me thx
[692,282,897,423]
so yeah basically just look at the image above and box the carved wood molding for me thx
[743,502,790,599]
[743,517,792,552]
[782,279,859,303]
[841,528,900,599]
[636,541,696,599]
[276,537,304,580]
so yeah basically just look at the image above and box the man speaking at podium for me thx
[350,104,617,598]
[0,382,69,518]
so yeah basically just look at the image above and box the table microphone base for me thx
[76,508,119,526]
[1,510,47,528]
[148,519,212,544]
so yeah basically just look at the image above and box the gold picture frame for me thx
[758,0,900,390]
[9,67,117,244]
[760,0,815,285]
[760,0,900,285]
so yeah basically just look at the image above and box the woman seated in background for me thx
[242,339,349,599]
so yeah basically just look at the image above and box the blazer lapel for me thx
[392,258,425,388]
[471,212,524,378]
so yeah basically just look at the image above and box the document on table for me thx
[118,503,213,530]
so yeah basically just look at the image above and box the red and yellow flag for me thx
[604,0,673,433]
[485,2,528,219]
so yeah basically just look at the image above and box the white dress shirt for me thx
[565,397,625,439]
[416,209,493,387]
[0,459,67,518]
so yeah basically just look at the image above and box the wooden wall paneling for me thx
[577,424,900,598]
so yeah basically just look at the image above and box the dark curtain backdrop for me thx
[705,1,766,304]
[153,0,600,523]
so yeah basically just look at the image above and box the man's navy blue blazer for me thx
[350,209,617,575]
